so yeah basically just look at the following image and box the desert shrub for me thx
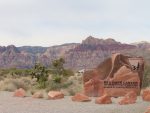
[61,81,73,88]
[51,58,65,75]
[0,58,77,96]
[50,58,75,84]
[62,69,74,77]
[12,69,32,76]
[45,80,73,92]
[46,81,61,91]
[67,75,83,95]
[52,75,62,83]
[35,81,46,89]
[52,75,83,96]
[0,68,32,79]
[142,65,150,88]
[0,80,17,91]
[0,69,11,75]
[0,76,4,81]
[31,63,48,89]
[0,77,33,91]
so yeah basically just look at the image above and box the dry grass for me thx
[0,73,83,97]
[0,77,34,92]
[61,75,83,95]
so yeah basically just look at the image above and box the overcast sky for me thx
[0,0,150,46]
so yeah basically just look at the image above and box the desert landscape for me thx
[0,37,150,113]
[1,0,150,113]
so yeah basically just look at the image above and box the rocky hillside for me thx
[18,46,48,54]
[0,45,35,68]
[0,36,149,70]
[131,41,150,50]
[64,36,136,70]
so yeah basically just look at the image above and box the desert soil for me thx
[0,91,149,113]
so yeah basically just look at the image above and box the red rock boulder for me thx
[95,94,112,104]
[104,66,141,97]
[142,89,150,101]
[83,75,104,97]
[48,91,64,100]
[13,88,26,97]
[72,93,91,102]
[144,106,150,113]
[32,92,43,98]
[119,91,137,105]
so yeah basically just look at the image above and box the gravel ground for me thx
[0,91,149,113]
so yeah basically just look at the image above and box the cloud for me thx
[0,0,150,46]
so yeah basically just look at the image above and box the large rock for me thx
[13,88,26,97]
[72,93,91,102]
[104,66,140,97]
[119,91,137,105]
[32,92,43,98]
[84,76,104,97]
[48,91,64,100]
[144,106,150,113]
[142,89,150,101]
[83,53,144,97]
[95,94,112,104]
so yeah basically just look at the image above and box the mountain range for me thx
[0,36,150,71]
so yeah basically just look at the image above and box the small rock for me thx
[48,91,64,100]
[72,93,91,102]
[119,91,137,105]
[95,94,112,104]
[13,88,25,97]
[142,89,150,101]
[144,106,150,113]
[32,92,43,98]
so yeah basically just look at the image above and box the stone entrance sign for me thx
[83,53,144,97]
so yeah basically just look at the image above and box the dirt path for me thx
[0,91,149,113]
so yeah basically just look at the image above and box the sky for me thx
[0,0,150,46]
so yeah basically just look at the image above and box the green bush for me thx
[62,69,74,77]
[0,58,77,96]
[142,65,150,88]
[31,63,48,89]
[52,75,62,83]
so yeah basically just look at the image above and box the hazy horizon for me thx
[0,0,150,46]
[0,36,150,47]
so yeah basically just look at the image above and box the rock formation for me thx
[83,53,144,97]
[95,94,112,104]
[13,88,26,97]
[142,89,150,101]
[72,93,91,102]
[118,91,137,105]
[0,36,140,70]
[48,91,64,100]
[144,106,150,113]
[32,92,43,98]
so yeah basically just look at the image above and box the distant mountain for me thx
[0,36,149,70]
[0,45,35,68]
[64,36,136,70]
[38,43,79,66]
[82,36,121,45]
[131,41,150,50]
[17,46,48,54]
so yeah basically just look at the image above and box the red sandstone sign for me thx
[83,53,144,97]
[104,81,139,88]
